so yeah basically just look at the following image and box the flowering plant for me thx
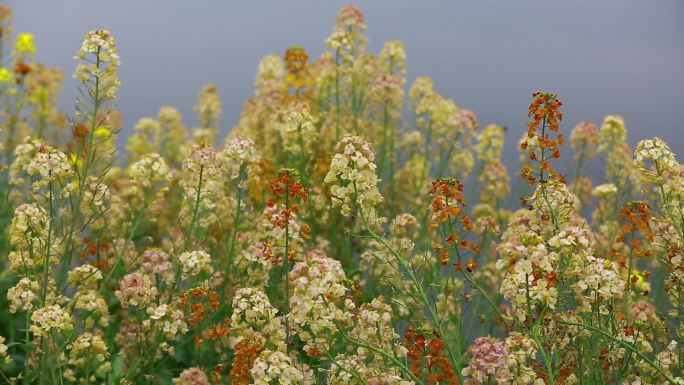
[0,5,682,385]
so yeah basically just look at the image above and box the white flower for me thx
[30,305,73,337]
[26,145,73,181]
[74,29,121,100]
[325,136,383,222]
[129,153,171,188]
[592,183,617,198]
[178,250,213,279]
[634,137,680,184]
[7,278,39,313]
[251,350,304,385]
[0,335,11,364]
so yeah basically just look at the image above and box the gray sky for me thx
[8,0,684,164]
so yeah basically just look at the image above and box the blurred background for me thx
[8,0,684,164]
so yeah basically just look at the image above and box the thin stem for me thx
[284,186,291,352]
[558,320,677,385]
[184,165,205,252]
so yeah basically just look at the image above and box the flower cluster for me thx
[173,367,209,385]
[570,121,600,160]
[326,5,367,63]
[195,83,222,131]
[179,144,221,230]
[570,255,625,312]
[64,332,111,381]
[230,337,265,385]
[289,250,350,356]
[349,297,407,359]
[8,277,39,313]
[599,115,627,150]
[1,5,683,385]
[25,144,73,181]
[528,179,578,224]
[231,287,285,348]
[497,211,559,320]
[179,250,214,279]
[218,136,260,184]
[250,349,304,385]
[404,329,458,385]
[9,202,47,237]
[617,201,654,258]
[325,135,383,222]
[74,29,120,100]
[115,271,159,308]
[284,46,311,93]
[521,92,564,185]
[255,55,285,96]
[0,335,10,364]
[479,160,510,205]
[129,152,171,187]
[278,103,317,155]
[140,248,174,281]
[634,137,680,184]
[30,304,74,337]
[462,336,512,385]
[177,285,221,329]
[15,33,35,54]
[475,124,506,162]
[429,178,479,266]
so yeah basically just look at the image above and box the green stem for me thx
[558,321,677,384]
[184,164,204,252]
[284,188,291,352]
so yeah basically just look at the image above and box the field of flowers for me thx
[0,4,683,385]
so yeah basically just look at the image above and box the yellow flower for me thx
[15,33,36,54]
[94,127,112,140]
[69,153,83,170]
[0,67,11,83]
[630,270,650,293]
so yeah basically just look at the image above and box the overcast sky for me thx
[8,0,684,163]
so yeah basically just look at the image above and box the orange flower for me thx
[522,92,565,185]
[284,45,312,94]
[617,201,653,258]
[404,328,458,385]
[230,337,264,385]
[268,168,309,230]
[429,178,476,265]
[178,286,222,329]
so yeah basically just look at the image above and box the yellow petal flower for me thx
[68,153,83,170]
[15,33,36,54]
[94,127,111,139]
[0,67,11,83]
